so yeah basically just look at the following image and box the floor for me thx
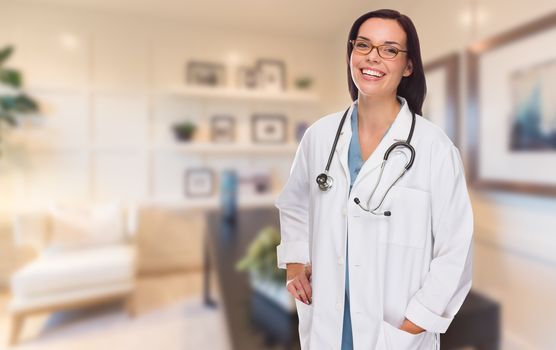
[0,272,503,350]
[0,271,232,350]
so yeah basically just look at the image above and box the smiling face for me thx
[349,18,413,100]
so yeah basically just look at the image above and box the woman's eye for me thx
[383,46,398,54]
[356,42,369,49]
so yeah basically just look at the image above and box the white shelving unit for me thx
[149,85,321,209]
[161,86,320,103]
[153,142,300,155]
[147,192,279,210]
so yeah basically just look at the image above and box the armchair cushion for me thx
[45,202,126,254]
[11,245,135,298]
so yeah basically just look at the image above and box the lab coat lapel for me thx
[351,98,414,195]
[334,101,357,185]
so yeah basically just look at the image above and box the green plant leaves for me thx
[0,46,39,127]
[0,46,13,66]
[235,226,286,283]
[0,69,22,88]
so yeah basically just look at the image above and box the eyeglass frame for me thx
[349,39,408,59]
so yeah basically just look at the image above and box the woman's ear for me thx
[403,59,414,77]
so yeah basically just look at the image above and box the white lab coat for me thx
[275,97,473,350]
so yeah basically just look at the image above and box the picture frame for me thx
[186,61,226,87]
[238,170,272,195]
[251,114,287,144]
[467,12,556,196]
[255,59,287,92]
[210,115,235,143]
[236,66,258,89]
[185,168,215,197]
[423,53,460,147]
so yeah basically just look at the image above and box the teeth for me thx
[362,69,384,77]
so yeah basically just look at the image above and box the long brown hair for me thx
[346,9,426,115]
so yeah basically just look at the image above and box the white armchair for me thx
[8,202,138,345]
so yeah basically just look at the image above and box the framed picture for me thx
[423,53,460,147]
[251,114,287,143]
[210,115,235,143]
[256,59,286,92]
[238,169,272,195]
[236,66,258,89]
[185,168,215,197]
[186,61,226,87]
[467,12,556,196]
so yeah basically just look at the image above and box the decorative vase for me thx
[220,169,238,222]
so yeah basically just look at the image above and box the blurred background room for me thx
[1,0,556,349]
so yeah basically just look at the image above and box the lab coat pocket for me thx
[381,320,426,350]
[295,298,313,350]
[381,186,431,248]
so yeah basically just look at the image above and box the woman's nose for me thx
[367,46,381,62]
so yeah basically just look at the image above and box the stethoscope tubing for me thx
[316,103,417,216]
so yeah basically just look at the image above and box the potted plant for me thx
[0,45,39,157]
[294,76,313,90]
[236,226,294,312]
[172,120,197,142]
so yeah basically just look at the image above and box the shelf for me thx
[26,85,320,104]
[159,86,320,103]
[146,193,278,210]
[154,143,299,155]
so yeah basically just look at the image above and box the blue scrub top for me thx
[341,100,395,349]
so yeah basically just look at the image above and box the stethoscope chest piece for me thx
[316,172,333,191]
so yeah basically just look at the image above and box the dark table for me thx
[204,207,500,350]
[204,207,298,350]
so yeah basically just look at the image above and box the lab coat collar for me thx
[334,96,414,188]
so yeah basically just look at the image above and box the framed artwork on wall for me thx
[186,61,226,87]
[467,12,556,196]
[423,53,460,147]
[236,66,258,89]
[255,59,286,92]
[210,115,235,143]
[185,168,215,197]
[251,114,287,144]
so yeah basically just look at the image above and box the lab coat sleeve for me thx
[404,145,473,333]
[275,133,311,270]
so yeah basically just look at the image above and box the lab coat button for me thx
[337,257,344,265]
[336,302,342,311]
[341,207,347,216]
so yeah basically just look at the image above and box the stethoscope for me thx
[315,104,416,217]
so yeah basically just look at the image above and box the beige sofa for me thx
[8,202,137,345]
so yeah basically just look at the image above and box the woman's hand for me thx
[286,263,312,305]
[399,318,425,334]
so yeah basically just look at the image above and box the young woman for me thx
[276,9,473,350]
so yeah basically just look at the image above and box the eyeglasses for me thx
[349,39,408,59]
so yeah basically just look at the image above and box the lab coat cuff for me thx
[405,297,453,333]
[276,241,309,269]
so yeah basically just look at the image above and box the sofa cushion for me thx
[11,245,135,298]
[46,202,126,253]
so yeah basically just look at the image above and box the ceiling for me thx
[9,0,414,38]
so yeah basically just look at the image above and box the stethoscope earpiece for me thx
[353,197,392,216]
